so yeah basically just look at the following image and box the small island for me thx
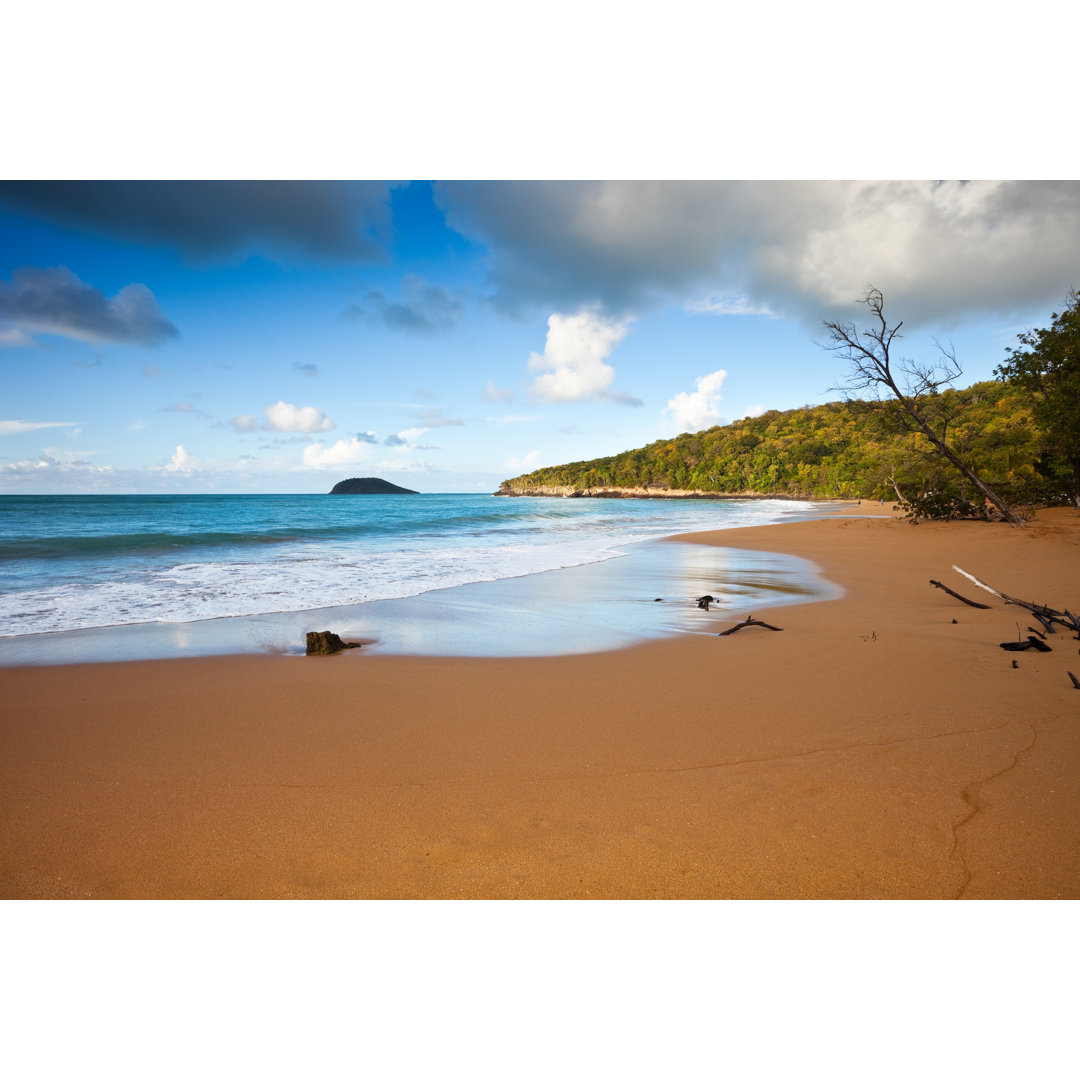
[329,477,420,495]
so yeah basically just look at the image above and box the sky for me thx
[2,179,1078,494]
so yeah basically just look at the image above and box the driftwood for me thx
[999,637,1053,653]
[717,615,784,636]
[1068,672,1080,690]
[929,579,991,609]
[953,567,1080,637]
[696,594,716,610]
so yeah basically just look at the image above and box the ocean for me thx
[0,493,841,662]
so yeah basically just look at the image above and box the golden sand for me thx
[2,504,1078,899]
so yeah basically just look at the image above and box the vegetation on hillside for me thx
[502,292,1080,517]
[995,289,1080,508]
[499,379,1071,508]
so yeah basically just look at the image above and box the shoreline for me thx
[0,500,841,665]
[3,504,1078,899]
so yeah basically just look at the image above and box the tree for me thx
[823,288,1024,524]
[995,289,1080,509]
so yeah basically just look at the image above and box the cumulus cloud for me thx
[162,445,193,474]
[527,309,636,404]
[230,401,336,434]
[664,370,727,433]
[263,401,334,433]
[302,436,376,468]
[384,433,408,447]
[742,404,765,418]
[352,274,464,333]
[0,265,178,346]
[436,180,1080,327]
[0,181,395,261]
[0,419,80,436]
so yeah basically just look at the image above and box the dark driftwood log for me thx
[1068,671,1080,690]
[929,580,991,609]
[696,595,716,610]
[717,615,784,636]
[999,636,1053,653]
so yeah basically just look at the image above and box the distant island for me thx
[329,477,420,495]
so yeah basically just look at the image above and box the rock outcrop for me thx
[305,631,362,655]
[329,477,419,495]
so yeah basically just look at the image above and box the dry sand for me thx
[3,504,1078,899]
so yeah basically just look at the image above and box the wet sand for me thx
[3,504,1078,899]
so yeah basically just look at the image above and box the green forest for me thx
[498,378,1070,507]
[501,291,1080,515]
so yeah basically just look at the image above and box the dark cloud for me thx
[0,265,178,346]
[353,274,464,333]
[435,180,1080,328]
[0,181,395,262]
[356,431,378,444]
[384,433,407,446]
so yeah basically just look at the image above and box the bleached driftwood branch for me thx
[953,566,1080,636]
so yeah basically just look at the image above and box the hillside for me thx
[329,477,420,495]
[497,380,1063,505]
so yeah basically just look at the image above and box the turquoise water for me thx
[0,493,840,661]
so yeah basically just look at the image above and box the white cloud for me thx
[162,445,194,473]
[743,404,765,418]
[503,449,541,472]
[229,401,335,434]
[264,400,334,433]
[684,294,775,317]
[0,419,80,436]
[0,454,114,481]
[664,370,727,433]
[302,436,375,468]
[527,309,633,404]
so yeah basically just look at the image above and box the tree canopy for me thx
[499,379,1063,511]
[995,289,1080,508]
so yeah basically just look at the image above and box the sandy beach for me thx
[2,504,1078,900]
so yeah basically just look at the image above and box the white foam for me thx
[0,497,824,636]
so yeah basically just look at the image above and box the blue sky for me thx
[2,180,1078,494]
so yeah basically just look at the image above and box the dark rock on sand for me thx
[305,631,362,655]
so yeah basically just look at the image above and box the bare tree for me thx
[823,288,1023,524]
